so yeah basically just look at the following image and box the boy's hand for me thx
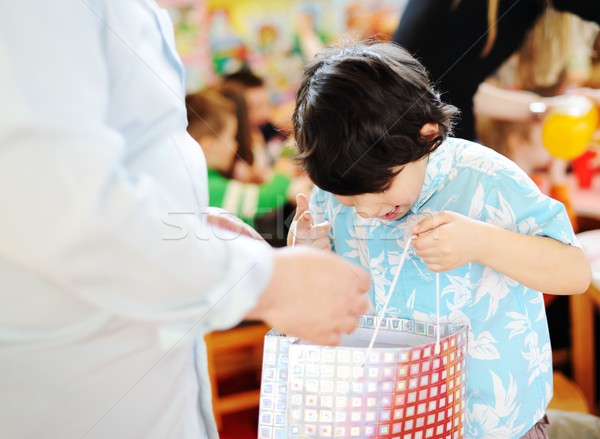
[287,193,331,250]
[411,211,484,272]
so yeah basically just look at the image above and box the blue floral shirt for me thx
[310,138,579,439]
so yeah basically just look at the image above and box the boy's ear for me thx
[419,123,440,142]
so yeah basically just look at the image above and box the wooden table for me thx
[568,174,600,225]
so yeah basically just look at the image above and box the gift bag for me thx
[258,315,468,439]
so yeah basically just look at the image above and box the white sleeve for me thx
[0,0,273,332]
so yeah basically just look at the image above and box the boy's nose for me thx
[336,195,354,207]
[354,203,379,218]
[336,196,378,218]
[355,208,378,218]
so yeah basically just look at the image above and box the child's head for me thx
[186,90,238,176]
[292,41,457,218]
[218,82,254,166]
[224,69,272,128]
[477,118,551,174]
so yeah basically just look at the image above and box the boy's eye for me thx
[374,184,393,194]
[374,167,404,194]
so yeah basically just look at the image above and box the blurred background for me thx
[159,0,406,94]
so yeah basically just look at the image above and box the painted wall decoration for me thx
[158,0,214,91]
[159,0,408,100]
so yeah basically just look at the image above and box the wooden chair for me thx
[569,230,600,414]
[549,371,590,413]
[544,230,600,414]
[204,322,270,430]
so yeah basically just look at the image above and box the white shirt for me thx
[0,1,273,438]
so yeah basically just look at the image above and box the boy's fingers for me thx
[297,221,330,242]
[311,221,331,236]
[412,232,439,251]
[293,193,310,221]
[412,216,435,235]
[412,212,449,235]
[296,211,314,233]
[313,237,331,250]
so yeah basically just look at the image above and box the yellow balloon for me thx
[541,96,598,160]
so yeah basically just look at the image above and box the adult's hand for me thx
[206,207,264,241]
[247,246,371,345]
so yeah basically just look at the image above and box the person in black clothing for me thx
[392,0,600,140]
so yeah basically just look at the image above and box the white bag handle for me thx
[364,235,441,365]
[291,217,442,364]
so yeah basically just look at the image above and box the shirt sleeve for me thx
[0,0,273,332]
[480,168,580,247]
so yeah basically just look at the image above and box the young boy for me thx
[290,42,591,439]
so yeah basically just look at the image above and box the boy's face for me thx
[334,156,428,221]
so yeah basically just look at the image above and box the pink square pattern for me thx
[259,317,468,439]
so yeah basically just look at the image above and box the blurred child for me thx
[290,41,590,439]
[223,69,278,139]
[223,69,283,178]
[186,90,310,233]
[218,82,262,183]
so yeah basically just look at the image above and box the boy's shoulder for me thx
[438,138,542,201]
[443,137,522,178]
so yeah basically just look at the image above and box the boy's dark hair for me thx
[293,41,459,195]
[224,69,265,89]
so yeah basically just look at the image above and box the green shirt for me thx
[207,168,291,226]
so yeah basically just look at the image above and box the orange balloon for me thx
[541,96,598,160]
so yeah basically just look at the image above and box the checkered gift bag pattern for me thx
[258,316,468,439]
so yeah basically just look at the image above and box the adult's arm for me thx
[473,82,547,122]
[553,0,600,24]
[392,0,454,53]
[0,0,273,331]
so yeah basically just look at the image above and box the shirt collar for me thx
[409,139,453,214]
